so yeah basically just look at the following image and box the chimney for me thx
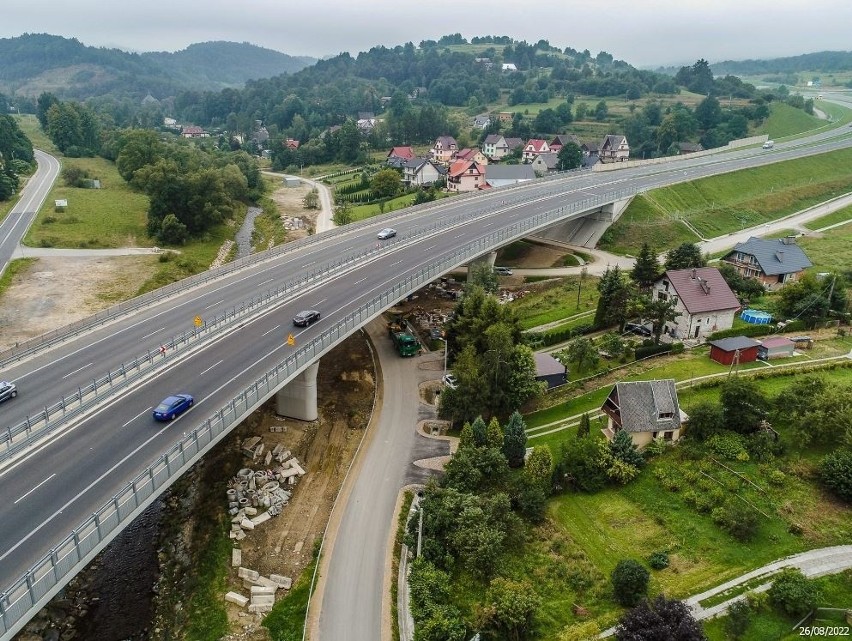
[691,268,697,280]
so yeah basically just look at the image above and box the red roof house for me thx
[446,160,485,192]
[522,139,550,162]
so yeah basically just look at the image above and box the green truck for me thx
[390,330,421,357]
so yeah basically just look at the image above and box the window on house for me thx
[658,412,673,420]
[658,292,667,301]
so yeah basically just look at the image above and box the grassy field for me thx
[754,102,826,138]
[799,221,852,274]
[13,114,58,153]
[599,147,852,255]
[25,156,152,249]
[509,276,600,329]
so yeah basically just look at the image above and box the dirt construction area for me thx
[5,180,373,640]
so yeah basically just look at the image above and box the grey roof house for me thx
[721,236,812,289]
[601,380,685,448]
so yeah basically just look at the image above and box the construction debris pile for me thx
[226,563,293,614]
[226,437,306,542]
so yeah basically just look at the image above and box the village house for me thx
[483,135,510,161]
[472,114,492,129]
[651,267,741,341]
[720,236,813,289]
[386,146,416,166]
[446,159,485,192]
[549,134,581,153]
[181,126,209,139]
[401,158,446,187]
[529,152,559,175]
[431,136,458,164]
[601,380,685,448]
[454,148,489,165]
[599,134,629,162]
[522,139,550,163]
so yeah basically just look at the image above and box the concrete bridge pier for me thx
[469,251,498,270]
[276,361,320,421]
[532,197,633,248]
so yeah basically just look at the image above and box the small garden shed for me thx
[708,336,760,365]
[535,352,567,388]
[757,336,795,360]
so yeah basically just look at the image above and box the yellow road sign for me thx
[287,333,296,346]
[194,315,203,327]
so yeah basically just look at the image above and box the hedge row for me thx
[635,342,684,359]
[708,320,807,341]
[689,359,852,391]
[526,322,596,347]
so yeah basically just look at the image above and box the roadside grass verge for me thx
[803,205,852,230]
[753,103,824,138]
[0,258,37,297]
[253,196,288,248]
[800,221,852,274]
[182,516,231,640]
[599,147,852,255]
[391,491,415,641]
[263,545,320,641]
[25,156,150,249]
[13,114,58,153]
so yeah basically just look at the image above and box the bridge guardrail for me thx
[0,184,633,637]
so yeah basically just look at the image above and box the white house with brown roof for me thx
[446,160,485,192]
[601,380,685,448]
[651,267,741,340]
[455,148,489,165]
[431,136,458,164]
[181,126,209,138]
[600,134,629,162]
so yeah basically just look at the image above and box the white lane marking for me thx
[141,327,164,341]
[422,245,435,252]
[453,234,464,239]
[261,324,280,337]
[199,360,223,377]
[258,278,274,286]
[314,298,327,305]
[14,474,56,505]
[203,299,225,310]
[302,262,314,268]
[122,407,152,428]
[353,277,367,285]
[390,260,403,267]
[62,362,93,380]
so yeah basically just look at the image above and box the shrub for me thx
[610,559,649,607]
[634,343,673,359]
[707,432,748,460]
[648,551,669,570]
[746,590,769,612]
[712,501,760,542]
[820,450,852,502]
[725,600,751,640]
[768,568,820,616]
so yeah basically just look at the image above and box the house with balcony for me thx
[601,380,685,448]
[522,139,550,163]
[431,136,458,164]
[720,236,812,289]
[600,134,629,162]
[446,160,485,192]
[651,267,740,341]
[401,158,446,187]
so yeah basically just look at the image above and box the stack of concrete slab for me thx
[225,567,294,612]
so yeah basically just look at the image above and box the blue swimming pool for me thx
[741,309,773,324]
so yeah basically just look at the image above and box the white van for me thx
[762,140,774,149]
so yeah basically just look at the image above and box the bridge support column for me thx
[275,361,320,421]
[469,251,497,270]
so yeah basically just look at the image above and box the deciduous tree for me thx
[615,595,706,640]
[611,559,650,607]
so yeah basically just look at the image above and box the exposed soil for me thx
[270,180,318,242]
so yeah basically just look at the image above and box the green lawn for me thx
[509,276,600,329]
[754,103,826,138]
[599,147,852,255]
[800,221,852,274]
[25,156,151,249]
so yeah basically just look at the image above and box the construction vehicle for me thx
[387,313,421,357]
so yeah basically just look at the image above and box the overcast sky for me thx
[3,0,850,68]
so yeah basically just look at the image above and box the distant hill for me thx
[654,50,852,78]
[0,34,317,101]
[142,41,317,87]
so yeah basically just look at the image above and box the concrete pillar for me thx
[531,197,633,248]
[470,251,497,270]
[275,361,319,421]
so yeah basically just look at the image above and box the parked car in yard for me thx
[293,310,321,327]
[624,322,652,337]
[0,381,17,403]
[494,266,513,275]
[153,394,194,421]
[442,374,458,389]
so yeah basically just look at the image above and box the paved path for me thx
[601,545,852,636]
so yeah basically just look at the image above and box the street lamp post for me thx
[441,338,449,377]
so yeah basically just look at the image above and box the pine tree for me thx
[459,421,474,449]
[631,242,660,290]
[577,412,591,438]
[502,411,528,468]
[486,417,504,448]
[471,416,488,448]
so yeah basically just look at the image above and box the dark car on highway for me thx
[153,394,194,421]
[293,310,321,327]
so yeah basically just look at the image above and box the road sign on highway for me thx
[194,315,203,327]
[287,333,296,346]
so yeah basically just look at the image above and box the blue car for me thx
[153,394,194,421]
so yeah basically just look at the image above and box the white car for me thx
[0,381,17,403]
[377,228,397,240]
[442,374,458,389]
